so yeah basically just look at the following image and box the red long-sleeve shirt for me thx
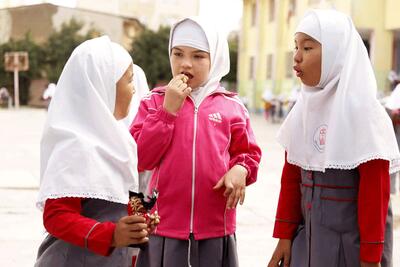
[273,154,390,263]
[43,198,116,256]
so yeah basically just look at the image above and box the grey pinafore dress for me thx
[35,199,135,267]
[135,234,239,267]
[290,168,393,267]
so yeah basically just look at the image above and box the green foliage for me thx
[0,18,96,105]
[224,35,238,88]
[0,18,240,105]
[44,18,95,82]
[130,26,171,87]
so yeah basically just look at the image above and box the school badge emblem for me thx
[313,124,327,153]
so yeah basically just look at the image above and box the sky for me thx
[199,0,243,35]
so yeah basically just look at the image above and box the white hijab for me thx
[122,64,150,127]
[385,84,400,110]
[37,36,138,210]
[169,17,230,106]
[277,9,400,173]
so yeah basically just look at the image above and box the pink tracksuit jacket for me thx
[130,86,261,240]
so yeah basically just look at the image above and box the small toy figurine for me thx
[127,190,160,248]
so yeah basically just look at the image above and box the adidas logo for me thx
[208,112,222,123]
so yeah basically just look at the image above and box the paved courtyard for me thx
[0,108,399,266]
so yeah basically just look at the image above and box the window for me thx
[362,38,371,56]
[249,56,255,79]
[286,52,294,77]
[359,30,372,57]
[357,29,372,59]
[266,54,273,79]
[269,0,275,22]
[394,34,400,74]
[251,2,257,27]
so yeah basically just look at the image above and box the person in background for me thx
[42,83,56,110]
[386,82,400,195]
[0,87,12,108]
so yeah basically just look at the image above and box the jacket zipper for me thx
[190,105,199,233]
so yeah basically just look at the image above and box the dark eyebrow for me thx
[172,47,183,51]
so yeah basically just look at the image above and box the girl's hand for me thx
[268,239,292,267]
[213,165,247,209]
[112,215,149,247]
[163,74,192,115]
[360,262,381,267]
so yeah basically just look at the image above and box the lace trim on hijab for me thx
[36,193,127,210]
[286,153,400,174]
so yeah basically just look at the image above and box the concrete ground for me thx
[0,107,399,266]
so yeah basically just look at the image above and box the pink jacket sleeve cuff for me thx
[156,106,178,124]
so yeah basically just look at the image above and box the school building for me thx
[0,3,143,49]
[0,0,200,47]
[238,0,400,111]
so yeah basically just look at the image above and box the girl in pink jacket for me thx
[130,17,261,267]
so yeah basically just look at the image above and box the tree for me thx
[44,18,98,82]
[0,19,98,105]
[130,26,171,88]
[224,34,238,90]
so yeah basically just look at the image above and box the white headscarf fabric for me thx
[295,12,321,43]
[385,84,400,110]
[111,42,133,83]
[37,36,138,210]
[122,64,150,127]
[277,9,400,173]
[169,17,230,106]
[171,19,209,53]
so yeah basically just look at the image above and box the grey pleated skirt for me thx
[135,234,238,267]
[290,169,393,267]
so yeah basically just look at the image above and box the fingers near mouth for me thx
[181,71,194,80]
